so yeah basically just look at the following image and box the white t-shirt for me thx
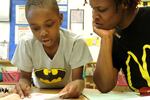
[11,28,93,88]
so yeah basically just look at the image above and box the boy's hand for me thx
[59,79,84,99]
[13,78,31,98]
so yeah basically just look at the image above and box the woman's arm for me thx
[93,27,119,93]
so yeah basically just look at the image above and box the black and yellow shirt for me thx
[112,7,150,92]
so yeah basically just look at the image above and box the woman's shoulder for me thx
[138,7,150,16]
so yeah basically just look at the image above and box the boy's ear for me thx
[60,13,63,24]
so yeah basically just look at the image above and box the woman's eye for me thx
[97,8,107,12]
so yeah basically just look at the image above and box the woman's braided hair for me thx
[115,0,141,10]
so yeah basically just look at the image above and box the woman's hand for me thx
[59,79,84,99]
[93,24,116,38]
[13,78,31,98]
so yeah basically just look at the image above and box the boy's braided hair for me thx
[25,0,59,16]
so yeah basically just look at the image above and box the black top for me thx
[112,7,150,91]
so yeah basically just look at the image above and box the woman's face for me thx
[90,0,125,30]
[26,7,62,47]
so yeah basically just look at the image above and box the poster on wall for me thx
[70,9,84,31]
[15,25,32,44]
[57,0,68,4]
[0,22,10,42]
[0,41,9,60]
[59,6,68,12]
[16,5,28,24]
[0,0,10,21]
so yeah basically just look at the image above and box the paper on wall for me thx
[15,25,33,44]
[0,0,10,21]
[16,5,28,24]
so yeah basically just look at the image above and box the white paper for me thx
[59,6,67,12]
[57,0,67,4]
[23,92,67,100]
[15,25,32,44]
[0,41,9,60]
[16,5,28,24]
[0,0,10,21]
[82,88,139,100]
[0,22,10,42]
[124,96,150,100]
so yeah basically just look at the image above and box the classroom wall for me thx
[68,0,93,35]
[0,0,10,60]
[68,0,100,61]
[1,0,149,61]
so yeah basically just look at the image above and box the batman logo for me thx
[34,68,66,84]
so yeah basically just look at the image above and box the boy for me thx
[12,0,92,99]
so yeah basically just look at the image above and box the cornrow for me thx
[115,0,141,11]
[25,0,59,16]
[26,0,43,8]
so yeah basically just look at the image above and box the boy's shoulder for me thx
[18,34,38,46]
[60,28,83,40]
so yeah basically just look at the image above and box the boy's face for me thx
[89,0,125,30]
[26,7,62,47]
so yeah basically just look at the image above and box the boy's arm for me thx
[72,66,85,92]
[59,66,84,99]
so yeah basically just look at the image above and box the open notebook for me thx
[82,88,144,100]
[23,92,67,100]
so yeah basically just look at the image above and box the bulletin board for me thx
[9,0,68,60]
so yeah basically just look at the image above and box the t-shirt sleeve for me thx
[69,39,93,69]
[112,37,122,71]
[11,40,33,72]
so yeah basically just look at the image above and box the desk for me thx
[0,60,13,66]
[31,87,87,100]
[0,84,87,100]
[82,88,150,100]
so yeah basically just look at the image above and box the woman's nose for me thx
[92,10,100,20]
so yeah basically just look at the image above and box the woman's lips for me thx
[94,23,103,28]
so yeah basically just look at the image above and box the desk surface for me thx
[31,87,87,100]
[0,84,87,100]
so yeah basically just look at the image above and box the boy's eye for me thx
[46,21,55,27]
[31,26,40,31]
[33,28,40,31]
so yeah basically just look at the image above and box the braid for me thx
[26,0,44,8]
[25,0,59,16]
[115,0,141,11]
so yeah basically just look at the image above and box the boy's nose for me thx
[41,30,48,36]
